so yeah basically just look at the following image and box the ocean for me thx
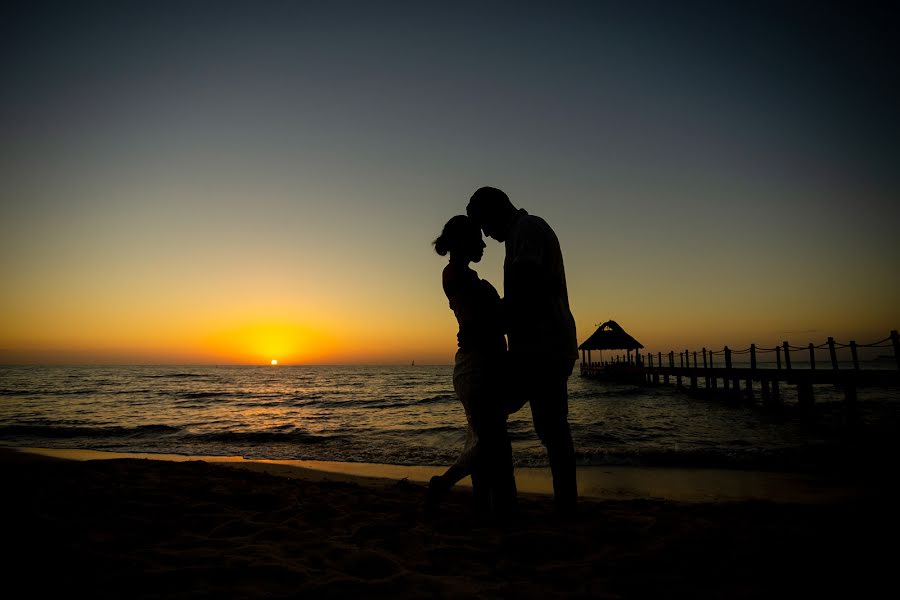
[2,365,898,470]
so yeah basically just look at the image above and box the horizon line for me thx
[0,362,456,368]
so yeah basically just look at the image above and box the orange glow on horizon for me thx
[201,321,332,365]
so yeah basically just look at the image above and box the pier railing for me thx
[580,330,900,410]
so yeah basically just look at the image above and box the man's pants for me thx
[510,353,577,511]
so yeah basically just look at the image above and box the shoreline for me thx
[9,445,873,503]
[3,445,893,598]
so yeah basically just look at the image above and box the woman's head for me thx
[433,215,485,263]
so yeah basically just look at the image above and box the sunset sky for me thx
[2,1,898,365]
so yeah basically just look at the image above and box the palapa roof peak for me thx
[578,320,644,351]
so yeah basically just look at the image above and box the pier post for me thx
[828,337,838,371]
[666,351,673,386]
[798,343,815,410]
[677,352,683,388]
[656,352,662,385]
[783,342,792,370]
[723,347,731,394]
[773,346,782,404]
[637,349,643,384]
[702,348,709,393]
[725,346,739,402]
[692,351,698,389]
[746,344,756,402]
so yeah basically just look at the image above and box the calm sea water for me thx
[1,365,898,470]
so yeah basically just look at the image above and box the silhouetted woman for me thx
[430,215,516,518]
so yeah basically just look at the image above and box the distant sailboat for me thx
[411,360,415,366]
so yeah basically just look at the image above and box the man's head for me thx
[466,186,517,242]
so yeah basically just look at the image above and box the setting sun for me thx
[193,321,340,365]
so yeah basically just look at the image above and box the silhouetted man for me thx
[466,186,578,513]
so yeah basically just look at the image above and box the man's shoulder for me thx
[522,213,550,229]
[510,212,554,239]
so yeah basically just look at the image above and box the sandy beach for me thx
[2,447,895,599]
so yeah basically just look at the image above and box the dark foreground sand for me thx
[2,448,895,599]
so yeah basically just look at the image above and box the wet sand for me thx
[17,446,867,503]
[2,447,894,598]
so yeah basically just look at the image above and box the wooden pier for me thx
[580,330,900,410]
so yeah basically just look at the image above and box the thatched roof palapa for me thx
[579,320,643,351]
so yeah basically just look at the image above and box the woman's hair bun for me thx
[433,215,474,256]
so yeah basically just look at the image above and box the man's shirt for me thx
[503,209,578,359]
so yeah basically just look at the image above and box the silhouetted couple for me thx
[429,187,578,522]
